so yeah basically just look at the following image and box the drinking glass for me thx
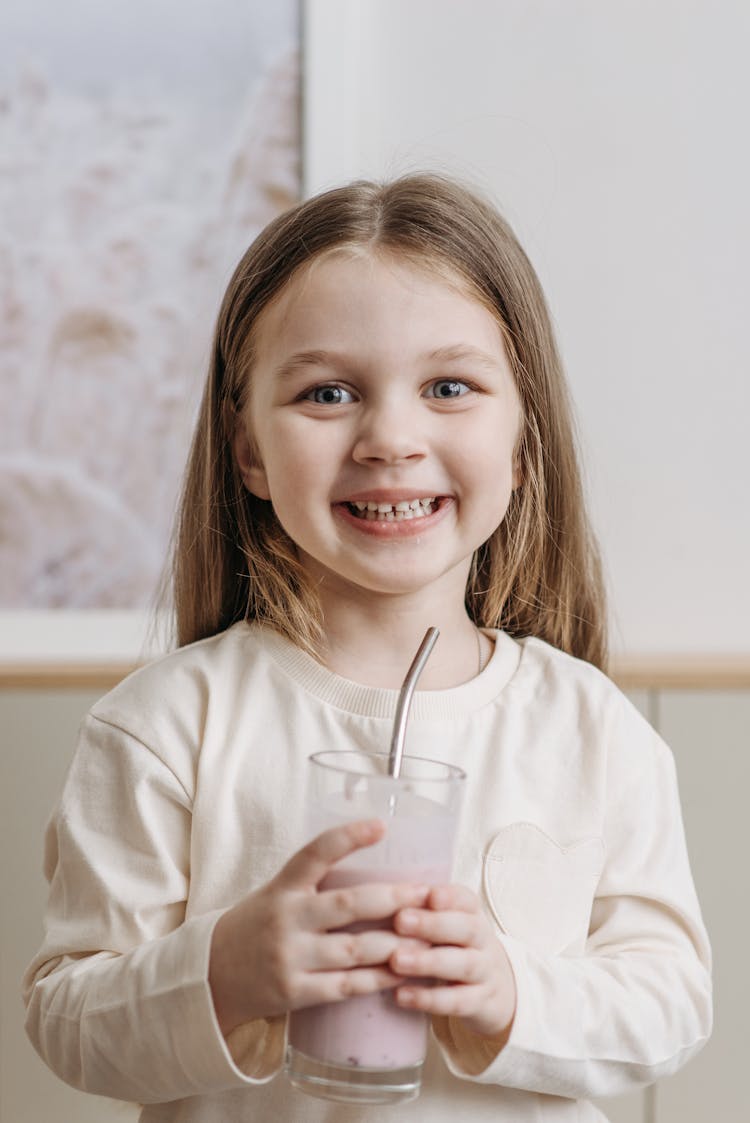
[286,750,465,1104]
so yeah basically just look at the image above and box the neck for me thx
[317,595,489,689]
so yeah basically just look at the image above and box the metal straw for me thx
[387,627,440,778]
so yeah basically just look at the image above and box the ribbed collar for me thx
[242,623,522,721]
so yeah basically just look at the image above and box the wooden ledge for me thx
[608,655,750,691]
[1,656,750,692]
[0,662,141,690]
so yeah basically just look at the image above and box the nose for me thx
[351,400,427,465]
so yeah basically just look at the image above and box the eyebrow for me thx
[272,345,502,380]
[272,350,343,380]
[425,345,503,370]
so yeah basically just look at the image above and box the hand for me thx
[389,883,517,1040]
[208,819,430,1035]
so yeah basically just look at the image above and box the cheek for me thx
[465,444,518,527]
[261,450,322,513]
[459,422,517,484]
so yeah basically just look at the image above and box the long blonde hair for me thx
[168,174,608,669]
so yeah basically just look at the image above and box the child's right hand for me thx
[208,819,431,1035]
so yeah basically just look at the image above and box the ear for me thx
[232,413,271,500]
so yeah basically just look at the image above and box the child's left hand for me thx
[390,883,516,1040]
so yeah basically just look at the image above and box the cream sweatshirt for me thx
[23,622,712,1121]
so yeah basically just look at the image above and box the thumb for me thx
[276,819,385,890]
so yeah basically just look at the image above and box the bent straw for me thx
[387,627,440,778]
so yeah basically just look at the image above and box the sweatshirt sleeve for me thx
[22,714,285,1104]
[434,694,713,1098]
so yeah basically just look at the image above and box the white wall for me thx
[304,0,750,655]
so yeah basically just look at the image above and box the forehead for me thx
[251,248,506,357]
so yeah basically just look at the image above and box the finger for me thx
[395,980,515,1038]
[394,907,482,948]
[425,883,481,913]
[310,932,427,972]
[313,880,430,931]
[277,820,385,890]
[395,981,486,1018]
[293,965,405,1010]
[391,944,484,983]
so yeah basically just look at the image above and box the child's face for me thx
[234,251,522,613]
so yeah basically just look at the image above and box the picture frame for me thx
[0,1,302,680]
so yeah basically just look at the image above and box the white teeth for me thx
[347,497,438,520]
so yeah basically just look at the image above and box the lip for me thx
[333,495,453,537]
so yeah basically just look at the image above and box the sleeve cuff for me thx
[155,908,286,1091]
[433,932,575,1091]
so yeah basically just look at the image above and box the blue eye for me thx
[426,379,470,399]
[305,384,354,405]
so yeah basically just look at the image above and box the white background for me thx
[304,0,750,655]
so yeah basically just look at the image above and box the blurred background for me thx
[0,0,299,614]
[1,2,748,1121]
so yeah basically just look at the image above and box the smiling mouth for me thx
[344,497,440,522]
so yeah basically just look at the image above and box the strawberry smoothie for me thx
[288,865,448,1069]
[285,752,465,1104]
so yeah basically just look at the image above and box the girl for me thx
[23,174,712,1121]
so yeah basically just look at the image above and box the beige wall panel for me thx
[653,691,749,1121]
[0,689,139,1123]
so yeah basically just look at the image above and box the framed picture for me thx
[0,0,301,679]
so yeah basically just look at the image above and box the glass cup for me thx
[285,750,466,1105]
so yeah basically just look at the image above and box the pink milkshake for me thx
[288,866,447,1070]
[286,751,465,1105]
